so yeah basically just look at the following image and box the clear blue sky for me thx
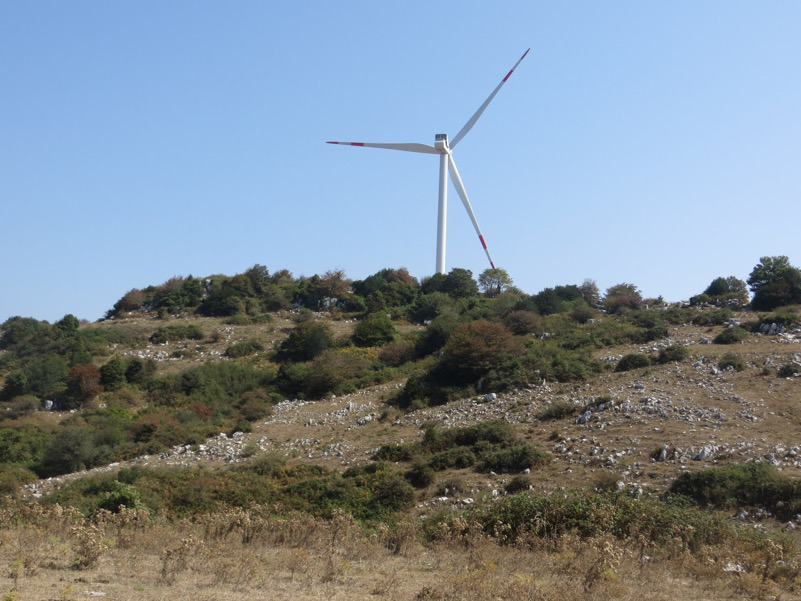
[2,2,800,323]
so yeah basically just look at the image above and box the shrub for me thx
[537,400,577,421]
[778,363,800,378]
[377,341,416,367]
[277,321,333,362]
[6,395,41,418]
[427,447,477,471]
[501,310,543,335]
[479,445,547,473]
[713,326,749,345]
[718,352,745,372]
[373,444,415,462]
[405,461,435,488]
[352,313,397,347]
[669,461,801,520]
[603,283,643,314]
[691,308,734,326]
[100,356,127,391]
[37,427,99,477]
[505,475,532,494]
[65,364,104,406]
[149,325,204,344]
[642,324,669,342]
[438,321,521,382]
[422,421,515,452]
[225,340,265,358]
[615,353,652,372]
[657,345,689,363]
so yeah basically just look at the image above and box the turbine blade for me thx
[450,48,530,148]
[447,155,496,269]
[326,141,438,154]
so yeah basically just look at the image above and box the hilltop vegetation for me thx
[2,256,801,599]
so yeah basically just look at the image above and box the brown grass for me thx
[2,504,799,600]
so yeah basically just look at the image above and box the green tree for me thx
[0,317,45,350]
[603,283,643,314]
[352,313,397,347]
[38,427,98,476]
[100,356,127,391]
[747,256,801,311]
[442,268,479,299]
[278,321,334,362]
[478,268,513,297]
[24,356,68,398]
[698,275,749,305]
[55,314,80,335]
[110,288,146,315]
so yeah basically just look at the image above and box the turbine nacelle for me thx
[434,133,449,154]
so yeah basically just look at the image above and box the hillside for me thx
[2,261,801,600]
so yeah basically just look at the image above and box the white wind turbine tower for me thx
[328,49,529,275]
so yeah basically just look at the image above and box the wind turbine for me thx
[328,49,529,275]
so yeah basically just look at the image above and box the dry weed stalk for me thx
[160,536,205,585]
[71,522,106,570]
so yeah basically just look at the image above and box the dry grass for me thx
[2,504,799,600]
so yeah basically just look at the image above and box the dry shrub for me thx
[160,536,206,585]
[71,522,106,569]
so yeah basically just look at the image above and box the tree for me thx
[38,427,98,476]
[747,256,801,311]
[0,317,45,350]
[579,279,602,308]
[100,356,127,391]
[55,314,80,335]
[352,313,397,347]
[478,268,513,297]
[24,356,68,398]
[603,283,643,314]
[439,320,521,381]
[111,289,146,315]
[443,268,479,299]
[696,275,749,306]
[65,364,104,407]
[277,321,334,362]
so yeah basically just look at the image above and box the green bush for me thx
[691,308,734,326]
[504,475,532,494]
[778,363,800,378]
[718,352,745,372]
[713,326,749,345]
[405,461,435,488]
[100,356,127,391]
[468,490,731,547]
[537,400,577,421]
[669,462,801,520]
[373,443,415,462]
[352,313,397,347]
[277,321,333,362]
[479,445,547,473]
[657,345,689,363]
[427,447,477,471]
[615,353,652,372]
[422,421,515,453]
[149,325,204,344]
[225,340,265,358]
